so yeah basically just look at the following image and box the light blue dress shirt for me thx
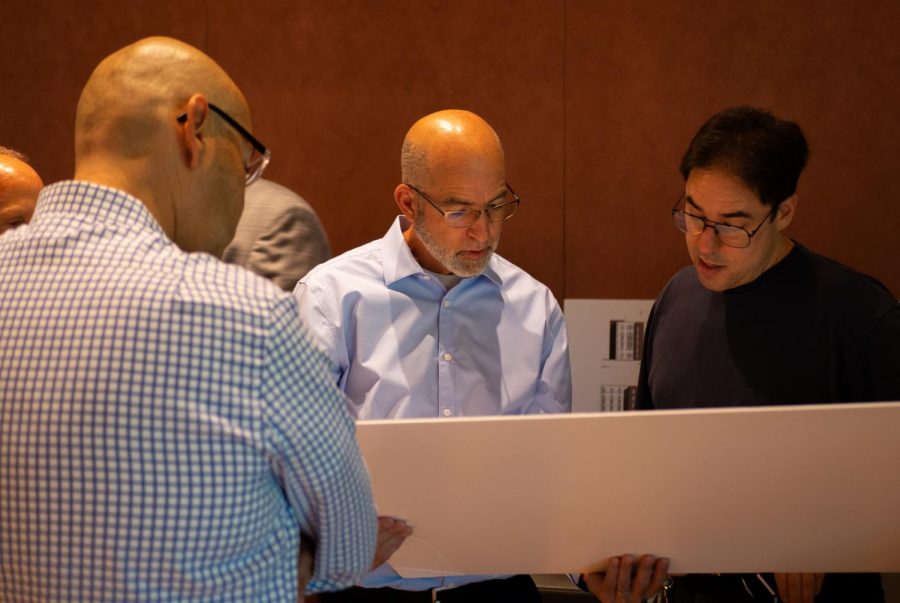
[294,216,571,590]
[0,181,377,601]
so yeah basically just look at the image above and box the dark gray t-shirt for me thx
[635,243,898,602]
[637,243,900,410]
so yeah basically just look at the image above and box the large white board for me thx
[356,402,900,577]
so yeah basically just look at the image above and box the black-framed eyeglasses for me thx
[671,196,775,249]
[177,103,271,186]
[405,183,520,228]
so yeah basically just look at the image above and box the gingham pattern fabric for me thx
[0,181,376,602]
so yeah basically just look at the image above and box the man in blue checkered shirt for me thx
[0,37,391,601]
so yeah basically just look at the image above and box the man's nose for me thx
[696,224,720,253]
[466,211,493,240]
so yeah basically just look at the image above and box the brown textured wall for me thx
[1,0,898,302]
[565,0,900,298]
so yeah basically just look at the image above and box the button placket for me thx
[437,292,456,418]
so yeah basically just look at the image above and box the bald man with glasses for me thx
[0,36,384,601]
[294,109,571,602]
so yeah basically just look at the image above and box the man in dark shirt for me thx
[626,107,898,603]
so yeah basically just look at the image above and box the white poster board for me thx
[357,402,900,577]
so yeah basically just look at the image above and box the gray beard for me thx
[414,213,497,277]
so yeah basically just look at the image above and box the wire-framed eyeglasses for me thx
[177,103,271,186]
[405,183,520,228]
[671,196,775,249]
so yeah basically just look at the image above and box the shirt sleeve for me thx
[293,280,345,386]
[532,295,572,413]
[261,296,376,593]
[248,203,331,292]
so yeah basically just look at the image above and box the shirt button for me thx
[442,300,450,308]
[442,408,452,417]
[442,352,452,362]
[420,274,430,280]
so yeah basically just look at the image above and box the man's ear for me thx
[178,94,210,170]
[774,194,797,232]
[394,183,418,221]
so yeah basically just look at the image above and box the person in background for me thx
[593,106,898,603]
[295,109,572,602]
[0,36,394,601]
[0,145,43,234]
[224,177,331,290]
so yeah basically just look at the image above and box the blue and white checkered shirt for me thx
[0,181,377,602]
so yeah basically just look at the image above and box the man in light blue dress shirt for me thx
[295,110,572,602]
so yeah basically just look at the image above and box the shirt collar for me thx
[380,215,502,288]
[33,180,167,238]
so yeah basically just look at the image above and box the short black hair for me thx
[679,107,808,208]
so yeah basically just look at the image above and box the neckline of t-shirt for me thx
[423,268,464,290]
[724,240,804,296]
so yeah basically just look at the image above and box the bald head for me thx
[0,149,43,235]
[395,110,511,277]
[74,36,254,256]
[76,36,247,166]
[401,110,505,188]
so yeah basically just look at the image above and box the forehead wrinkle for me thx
[442,187,508,207]
[685,194,753,221]
[685,196,704,212]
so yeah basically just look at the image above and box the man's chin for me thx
[694,261,731,292]
[450,251,492,277]
[450,264,488,278]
